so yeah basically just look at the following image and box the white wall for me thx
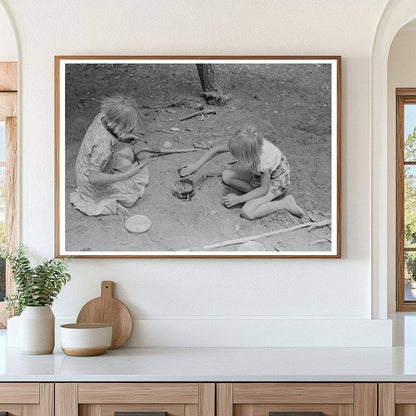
[0,3,17,61]
[387,25,416,312]
[0,0,393,346]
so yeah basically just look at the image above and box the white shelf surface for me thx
[1,330,416,382]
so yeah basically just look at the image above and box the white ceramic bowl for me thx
[60,323,112,356]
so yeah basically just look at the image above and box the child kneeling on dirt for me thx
[179,125,305,220]
[70,95,150,216]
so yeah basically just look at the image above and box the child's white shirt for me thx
[254,139,282,174]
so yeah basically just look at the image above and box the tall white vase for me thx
[19,306,55,354]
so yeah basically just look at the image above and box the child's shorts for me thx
[250,154,290,198]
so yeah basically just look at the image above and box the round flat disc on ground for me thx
[125,215,152,233]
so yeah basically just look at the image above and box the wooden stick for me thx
[200,219,330,250]
[193,142,211,150]
[308,219,331,231]
[180,109,216,121]
[142,104,173,110]
[137,148,199,155]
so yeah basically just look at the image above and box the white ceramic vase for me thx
[19,306,55,354]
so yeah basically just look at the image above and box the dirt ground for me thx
[64,63,333,253]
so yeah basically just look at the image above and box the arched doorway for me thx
[371,0,416,319]
[0,0,18,327]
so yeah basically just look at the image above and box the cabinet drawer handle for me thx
[115,412,168,416]
[270,413,324,416]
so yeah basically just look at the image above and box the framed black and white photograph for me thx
[55,56,341,258]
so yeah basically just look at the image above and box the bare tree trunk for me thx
[197,64,219,91]
[196,64,230,106]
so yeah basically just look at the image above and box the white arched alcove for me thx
[0,1,18,61]
[371,0,416,319]
[0,0,20,240]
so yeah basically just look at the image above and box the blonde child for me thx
[70,95,150,216]
[180,126,305,220]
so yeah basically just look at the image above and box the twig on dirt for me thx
[151,128,175,134]
[141,97,204,110]
[313,210,332,217]
[193,142,211,150]
[142,105,174,110]
[194,219,330,250]
[310,239,328,246]
[180,110,216,121]
[307,219,331,232]
[136,148,200,156]
[310,235,331,246]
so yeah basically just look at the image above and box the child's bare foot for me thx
[285,195,308,220]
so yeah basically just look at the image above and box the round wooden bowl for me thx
[60,323,112,357]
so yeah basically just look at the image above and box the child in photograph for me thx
[180,125,305,220]
[70,95,150,216]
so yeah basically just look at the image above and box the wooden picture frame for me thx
[55,56,341,258]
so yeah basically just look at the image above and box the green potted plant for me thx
[1,245,71,354]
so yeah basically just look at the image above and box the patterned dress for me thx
[70,114,149,216]
[249,139,290,197]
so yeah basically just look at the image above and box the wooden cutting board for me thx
[76,281,133,349]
